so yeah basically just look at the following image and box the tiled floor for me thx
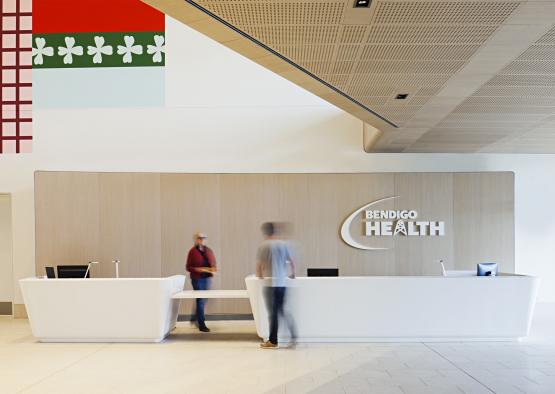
[1,304,555,394]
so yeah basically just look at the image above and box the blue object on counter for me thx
[477,262,498,276]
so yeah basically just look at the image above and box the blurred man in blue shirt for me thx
[256,222,297,349]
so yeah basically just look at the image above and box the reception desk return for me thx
[20,276,185,342]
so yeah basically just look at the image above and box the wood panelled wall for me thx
[35,172,514,314]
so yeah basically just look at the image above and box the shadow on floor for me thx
[167,332,260,342]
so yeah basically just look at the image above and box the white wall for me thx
[1,18,554,303]
[0,195,13,303]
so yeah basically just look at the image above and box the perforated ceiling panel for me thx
[194,0,521,127]
[146,0,555,152]
[372,1,519,24]
[412,25,555,153]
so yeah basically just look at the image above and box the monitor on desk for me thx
[57,265,89,278]
[477,262,498,277]
[45,266,56,279]
[307,268,339,277]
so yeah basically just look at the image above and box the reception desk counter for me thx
[20,273,538,343]
[245,274,539,342]
[20,275,185,342]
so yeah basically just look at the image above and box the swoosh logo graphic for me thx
[340,196,399,250]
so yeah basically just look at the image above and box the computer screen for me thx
[57,265,89,278]
[477,262,498,277]
[45,266,56,279]
[307,268,339,277]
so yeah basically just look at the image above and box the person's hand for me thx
[289,273,296,279]
[257,275,264,279]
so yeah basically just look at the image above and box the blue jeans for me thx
[264,286,297,345]
[191,278,210,326]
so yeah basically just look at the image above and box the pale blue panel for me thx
[33,67,165,108]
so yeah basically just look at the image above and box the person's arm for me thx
[205,248,217,273]
[186,249,193,273]
[288,258,296,279]
[286,245,296,279]
[256,260,264,279]
[256,245,264,279]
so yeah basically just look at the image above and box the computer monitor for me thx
[307,268,339,277]
[45,266,56,279]
[57,265,89,278]
[477,262,498,277]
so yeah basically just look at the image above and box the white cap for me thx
[194,232,207,239]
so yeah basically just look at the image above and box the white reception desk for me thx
[245,274,539,342]
[20,275,184,342]
[20,273,539,343]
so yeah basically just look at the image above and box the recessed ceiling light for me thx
[395,94,409,100]
[354,0,371,8]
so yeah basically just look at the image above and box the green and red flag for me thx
[32,0,166,107]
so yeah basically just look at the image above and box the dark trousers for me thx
[191,278,210,326]
[264,286,297,345]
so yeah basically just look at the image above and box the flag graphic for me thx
[32,0,165,108]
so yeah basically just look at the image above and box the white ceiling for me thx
[148,0,555,153]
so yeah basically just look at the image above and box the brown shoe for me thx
[259,341,278,349]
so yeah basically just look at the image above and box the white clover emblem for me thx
[58,37,83,64]
[117,36,143,64]
[147,35,165,63]
[87,36,113,64]
[31,37,54,65]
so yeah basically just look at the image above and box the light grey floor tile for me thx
[2,308,555,394]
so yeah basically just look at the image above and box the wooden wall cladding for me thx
[35,171,514,314]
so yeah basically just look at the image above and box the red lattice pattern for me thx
[1,0,32,154]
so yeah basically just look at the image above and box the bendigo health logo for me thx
[340,196,445,250]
